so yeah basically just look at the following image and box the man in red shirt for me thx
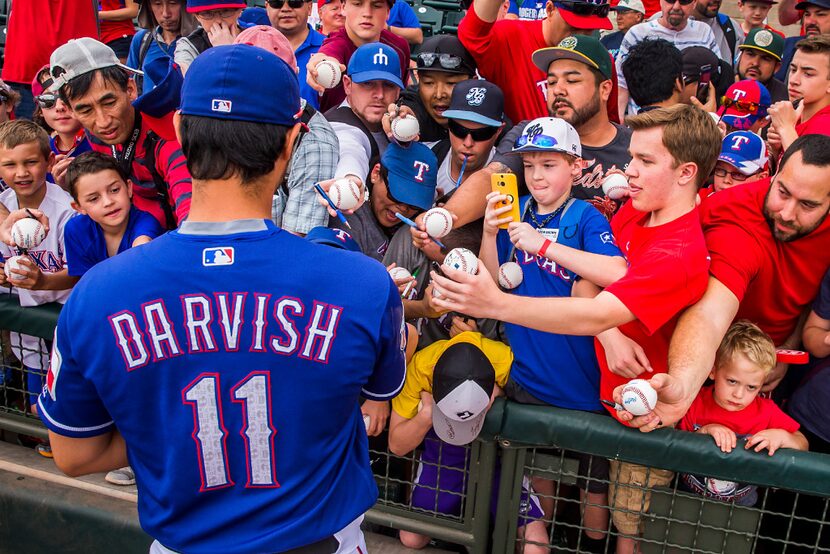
[768,35,830,158]
[457,0,614,125]
[624,134,830,437]
[305,0,409,112]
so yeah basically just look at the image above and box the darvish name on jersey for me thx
[108,293,343,370]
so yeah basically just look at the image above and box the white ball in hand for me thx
[314,60,342,89]
[391,115,420,143]
[602,173,630,201]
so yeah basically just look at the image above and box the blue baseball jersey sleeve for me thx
[65,205,165,277]
[388,0,420,28]
[39,219,405,554]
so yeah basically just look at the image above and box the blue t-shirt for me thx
[388,0,421,28]
[38,219,405,554]
[507,0,547,20]
[496,198,622,410]
[295,25,326,110]
[64,205,165,277]
[127,28,178,94]
[49,134,92,157]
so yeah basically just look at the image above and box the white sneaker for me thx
[105,466,135,486]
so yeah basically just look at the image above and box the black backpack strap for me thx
[185,27,212,55]
[134,30,155,93]
[429,139,451,163]
[143,131,177,229]
[324,105,380,183]
[717,14,737,61]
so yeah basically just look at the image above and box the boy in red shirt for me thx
[679,320,807,505]
[430,105,721,554]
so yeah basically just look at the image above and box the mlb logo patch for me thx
[203,247,235,266]
[212,99,233,113]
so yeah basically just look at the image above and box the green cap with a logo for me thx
[739,28,785,61]
[531,35,613,80]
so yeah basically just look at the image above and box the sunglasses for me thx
[515,132,560,149]
[713,167,750,181]
[266,0,307,7]
[417,52,464,70]
[35,94,59,109]
[554,1,611,17]
[720,96,768,114]
[448,119,500,141]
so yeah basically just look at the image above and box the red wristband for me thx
[538,239,552,258]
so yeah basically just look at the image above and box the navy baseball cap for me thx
[132,57,183,141]
[381,142,438,211]
[442,80,504,128]
[306,227,362,252]
[347,43,403,89]
[180,45,300,125]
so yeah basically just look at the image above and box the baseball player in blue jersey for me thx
[38,44,406,554]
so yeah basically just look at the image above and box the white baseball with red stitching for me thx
[621,379,657,416]
[329,179,362,210]
[423,207,453,238]
[314,59,342,89]
[11,218,46,250]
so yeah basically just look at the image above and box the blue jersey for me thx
[496,198,621,410]
[507,0,547,20]
[65,205,165,277]
[38,219,406,553]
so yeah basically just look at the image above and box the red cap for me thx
[776,349,809,364]
[557,1,613,31]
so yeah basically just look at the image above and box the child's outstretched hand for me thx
[746,429,789,456]
[699,423,737,453]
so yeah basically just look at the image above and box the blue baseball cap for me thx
[381,142,438,211]
[347,43,403,89]
[718,131,768,175]
[180,45,300,125]
[306,227,362,252]
[132,57,183,140]
[187,0,245,13]
[717,80,771,130]
[238,7,270,28]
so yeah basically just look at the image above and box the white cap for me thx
[48,38,142,93]
[613,0,646,14]
[512,117,582,157]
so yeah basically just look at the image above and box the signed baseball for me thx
[314,59,341,89]
[11,218,46,250]
[423,207,453,238]
[363,414,371,430]
[442,248,478,275]
[498,262,523,290]
[391,114,420,143]
[621,379,657,416]
[602,173,630,201]
[388,267,412,281]
[3,255,27,281]
[328,178,362,211]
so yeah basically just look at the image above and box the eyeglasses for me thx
[713,167,750,181]
[35,94,59,109]
[266,0,308,7]
[195,8,242,19]
[554,1,611,18]
[417,52,464,70]
[515,132,560,149]
[720,96,768,114]
[448,119,500,141]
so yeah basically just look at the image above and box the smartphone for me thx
[695,64,712,104]
[491,173,521,230]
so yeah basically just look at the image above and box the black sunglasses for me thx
[35,93,59,109]
[417,52,464,70]
[554,1,611,17]
[448,119,500,141]
[267,0,308,8]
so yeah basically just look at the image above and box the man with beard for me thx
[737,28,787,103]
[615,0,719,116]
[617,134,830,433]
[692,0,745,66]
[776,0,830,82]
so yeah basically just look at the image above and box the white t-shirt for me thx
[436,147,495,199]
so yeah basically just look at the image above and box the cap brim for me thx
[432,407,487,446]
[187,3,246,13]
[557,7,613,30]
[350,71,404,89]
[739,44,782,61]
[442,109,503,128]
[387,180,433,211]
[718,154,763,174]
[532,47,604,76]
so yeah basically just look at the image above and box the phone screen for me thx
[696,64,712,103]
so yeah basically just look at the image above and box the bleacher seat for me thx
[414,4,444,37]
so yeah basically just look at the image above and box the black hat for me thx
[442,79,505,127]
[413,35,477,76]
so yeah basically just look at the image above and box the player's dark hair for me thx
[179,115,291,184]
[622,39,682,107]
[779,134,830,174]
[60,66,131,106]
[64,151,129,201]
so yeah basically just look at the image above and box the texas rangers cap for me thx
[739,28,784,61]
[442,80,504,128]
[180,45,300,125]
[512,117,582,157]
[555,0,612,31]
[132,57,183,141]
[305,226,362,252]
[718,131,768,175]
[381,142,438,211]
[48,38,143,92]
[432,342,496,446]
[717,80,771,130]
[414,35,477,76]
[612,0,645,13]
[348,43,403,89]
[186,0,246,13]
[234,25,298,71]
[532,35,613,80]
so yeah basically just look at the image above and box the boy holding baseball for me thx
[0,120,76,455]
[679,320,808,505]
[63,152,164,278]
[480,116,625,549]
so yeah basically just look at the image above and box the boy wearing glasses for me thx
[709,131,769,194]
[174,0,246,73]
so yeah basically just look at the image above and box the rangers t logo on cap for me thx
[413,160,431,182]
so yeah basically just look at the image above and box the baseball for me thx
[314,59,341,89]
[442,248,478,275]
[423,207,453,238]
[498,262,523,290]
[328,178,362,211]
[3,255,27,281]
[11,218,46,250]
[363,413,371,430]
[621,379,658,416]
[388,267,412,281]
[602,173,630,201]
[391,114,420,143]
[706,478,738,496]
